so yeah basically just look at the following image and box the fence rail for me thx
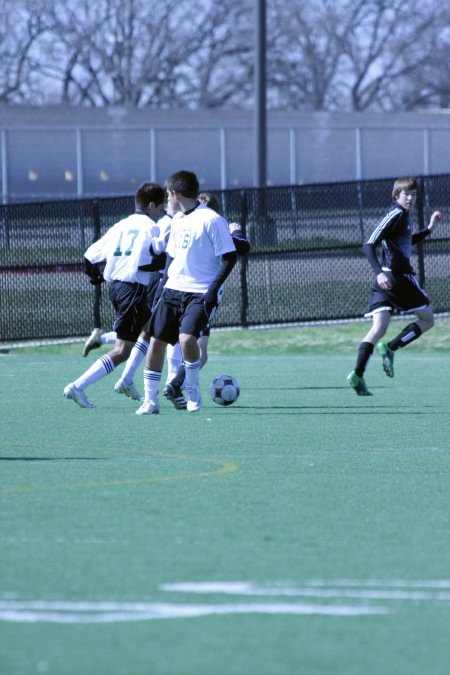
[1,174,449,342]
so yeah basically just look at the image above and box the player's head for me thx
[135,182,165,210]
[164,171,199,198]
[392,177,418,201]
[198,192,221,214]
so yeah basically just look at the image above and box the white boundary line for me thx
[2,579,450,624]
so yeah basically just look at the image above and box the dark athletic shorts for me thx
[365,271,430,317]
[146,271,162,309]
[149,288,210,345]
[108,281,150,342]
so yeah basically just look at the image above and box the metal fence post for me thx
[239,189,249,327]
[416,176,426,287]
[92,199,103,329]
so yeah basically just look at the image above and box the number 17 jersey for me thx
[84,213,158,285]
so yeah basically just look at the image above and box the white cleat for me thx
[82,327,103,357]
[64,383,95,409]
[186,385,202,413]
[114,379,141,401]
[135,399,160,415]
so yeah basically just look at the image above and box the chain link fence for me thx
[1,175,449,342]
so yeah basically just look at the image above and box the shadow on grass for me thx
[0,457,107,461]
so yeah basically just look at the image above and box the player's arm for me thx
[83,257,105,285]
[412,210,442,243]
[362,242,382,275]
[151,254,174,310]
[204,251,238,312]
[230,223,251,256]
[83,230,110,284]
[362,242,392,290]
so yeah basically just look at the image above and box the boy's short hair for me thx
[164,171,199,198]
[392,176,418,200]
[135,182,165,210]
[198,192,221,214]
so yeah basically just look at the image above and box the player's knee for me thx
[422,314,434,331]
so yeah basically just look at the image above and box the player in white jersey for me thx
[163,192,250,409]
[112,207,173,400]
[82,208,172,360]
[136,170,237,415]
[64,182,165,408]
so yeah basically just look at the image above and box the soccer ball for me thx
[209,374,240,406]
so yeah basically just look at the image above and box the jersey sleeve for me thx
[366,207,403,247]
[208,215,236,256]
[84,229,113,263]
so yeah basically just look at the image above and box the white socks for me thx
[143,368,162,402]
[121,337,149,383]
[73,355,115,390]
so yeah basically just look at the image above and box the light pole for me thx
[254,0,267,188]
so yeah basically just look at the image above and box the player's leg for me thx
[198,334,209,369]
[347,310,391,395]
[166,342,183,383]
[67,280,148,408]
[177,294,210,413]
[115,330,150,400]
[65,338,134,408]
[137,291,179,414]
[376,276,432,377]
[136,337,167,414]
[179,333,202,412]
[163,342,187,410]
[389,306,434,348]
[82,327,104,357]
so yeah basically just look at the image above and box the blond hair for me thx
[198,192,221,214]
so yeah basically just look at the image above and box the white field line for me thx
[0,601,388,623]
[161,581,450,602]
[2,579,449,624]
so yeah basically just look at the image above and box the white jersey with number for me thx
[151,212,172,254]
[84,213,158,285]
[165,203,236,293]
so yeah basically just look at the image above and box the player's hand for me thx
[89,274,105,286]
[228,222,242,234]
[428,211,442,231]
[204,287,218,314]
[377,271,392,290]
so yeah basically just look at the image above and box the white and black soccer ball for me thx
[209,374,240,406]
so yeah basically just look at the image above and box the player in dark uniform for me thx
[347,176,442,396]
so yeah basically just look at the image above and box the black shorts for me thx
[365,271,430,317]
[149,288,210,345]
[146,272,162,309]
[108,281,150,342]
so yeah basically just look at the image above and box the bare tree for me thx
[34,0,210,107]
[0,0,449,112]
[338,0,443,111]
[268,1,348,110]
[267,0,449,112]
[180,1,253,109]
[0,0,52,103]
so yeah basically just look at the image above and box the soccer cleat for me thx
[64,383,96,408]
[135,399,160,415]
[162,382,187,410]
[347,371,373,396]
[114,379,141,401]
[377,340,394,378]
[186,385,202,412]
[82,328,103,357]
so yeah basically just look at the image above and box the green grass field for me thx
[1,320,450,675]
